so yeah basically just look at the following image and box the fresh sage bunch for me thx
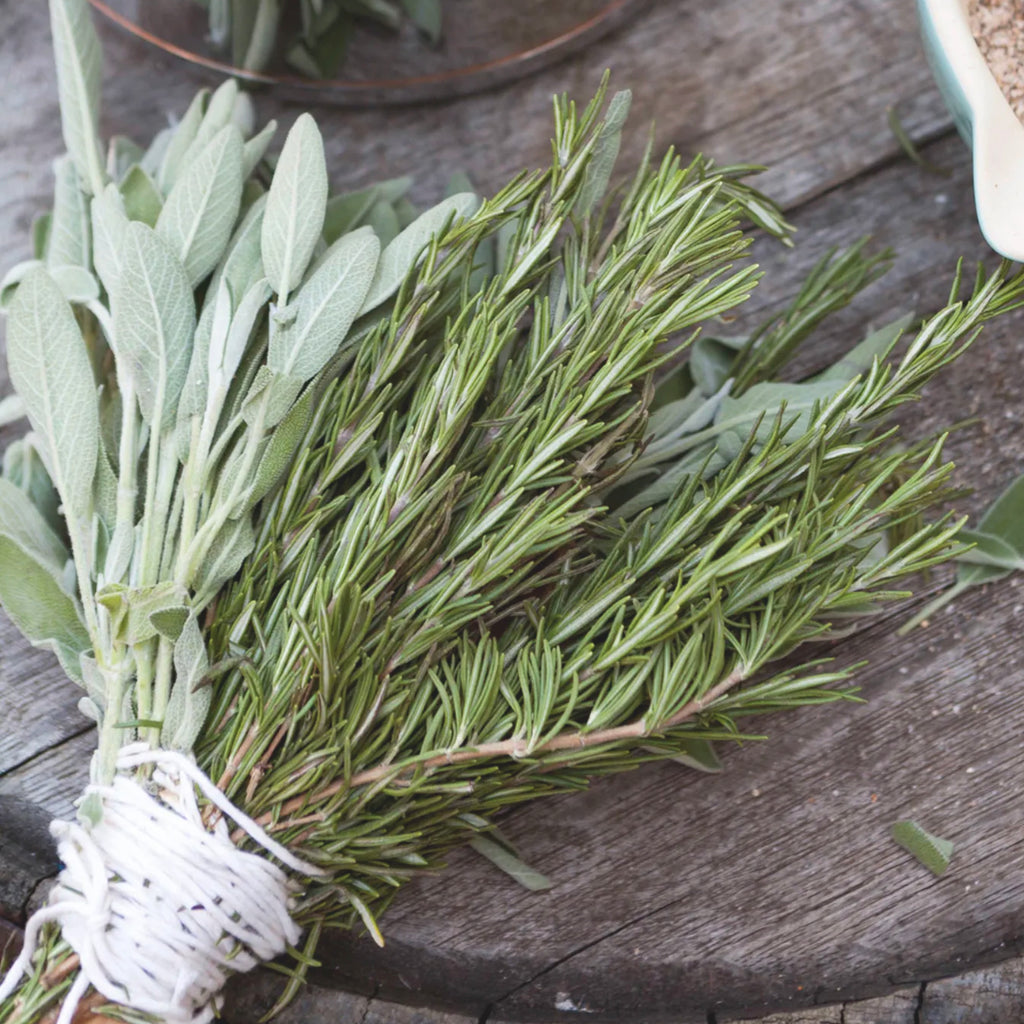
[7,0,1024,1021]
[194,0,442,77]
[0,0,473,821]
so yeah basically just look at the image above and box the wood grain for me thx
[5,0,1024,1020]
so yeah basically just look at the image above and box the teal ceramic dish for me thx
[918,0,1024,259]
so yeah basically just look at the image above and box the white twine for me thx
[0,743,324,1024]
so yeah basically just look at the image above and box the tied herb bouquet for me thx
[3,1,1024,1022]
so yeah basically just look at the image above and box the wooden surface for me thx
[4,0,1024,1021]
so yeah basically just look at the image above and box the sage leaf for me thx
[955,528,1024,571]
[0,261,43,310]
[3,436,62,539]
[269,226,379,381]
[717,379,844,445]
[106,135,144,181]
[262,113,328,300]
[33,212,52,261]
[668,737,723,773]
[901,470,1024,633]
[242,120,278,180]
[162,612,211,751]
[157,88,209,194]
[891,820,954,877]
[186,79,240,162]
[0,396,28,429]
[359,192,478,314]
[6,267,99,527]
[0,478,89,677]
[208,194,267,310]
[114,222,197,429]
[157,124,245,288]
[50,265,100,305]
[401,0,442,43]
[48,0,105,195]
[814,313,915,383]
[468,835,552,892]
[194,515,255,605]
[47,156,91,270]
[140,126,174,180]
[689,337,737,397]
[242,388,314,513]
[241,0,283,73]
[119,165,164,227]
[576,89,631,217]
[91,184,129,297]
[212,278,272,392]
[366,200,400,247]
[242,365,303,428]
[323,177,411,244]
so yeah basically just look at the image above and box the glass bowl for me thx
[89,0,646,106]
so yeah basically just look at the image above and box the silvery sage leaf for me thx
[119,165,164,227]
[50,265,100,305]
[261,113,328,300]
[241,387,314,514]
[891,820,954,877]
[91,184,129,298]
[0,396,27,429]
[323,177,412,244]
[157,88,209,194]
[47,156,91,270]
[0,260,43,310]
[242,120,278,180]
[156,124,245,289]
[114,222,197,430]
[194,515,255,606]
[6,267,99,528]
[106,135,144,181]
[269,226,379,382]
[813,312,915,383]
[140,126,174,180]
[0,478,89,681]
[241,365,304,429]
[359,192,479,314]
[184,79,240,164]
[207,194,267,311]
[576,89,631,218]
[212,279,272,396]
[162,612,211,751]
[48,0,106,196]
[366,200,400,248]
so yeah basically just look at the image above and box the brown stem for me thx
[40,954,80,989]
[261,668,745,829]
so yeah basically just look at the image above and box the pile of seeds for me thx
[969,0,1024,120]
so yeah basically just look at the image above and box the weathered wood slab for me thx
[6,0,1024,1021]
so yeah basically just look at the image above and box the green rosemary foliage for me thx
[190,93,1024,943]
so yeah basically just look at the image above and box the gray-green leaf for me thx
[891,820,954,877]
[120,165,164,227]
[114,223,197,429]
[6,268,99,526]
[269,226,379,381]
[0,478,89,678]
[576,89,631,217]
[91,185,129,298]
[48,0,106,195]
[47,156,92,270]
[161,612,211,750]
[359,192,478,314]
[156,124,245,288]
[262,113,328,300]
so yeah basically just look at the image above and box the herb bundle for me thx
[3,1,1024,1022]
[194,0,442,78]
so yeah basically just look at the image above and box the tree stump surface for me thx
[3,0,1024,1021]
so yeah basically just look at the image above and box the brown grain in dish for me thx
[969,0,1024,120]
